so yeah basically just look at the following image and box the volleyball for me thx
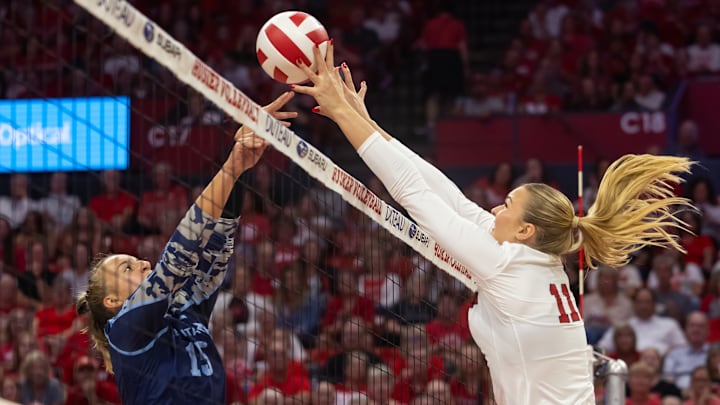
[256,11,329,84]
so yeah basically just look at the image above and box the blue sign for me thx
[0,97,130,172]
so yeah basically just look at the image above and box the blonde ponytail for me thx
[522,154,694,269]
[578,154,694,269]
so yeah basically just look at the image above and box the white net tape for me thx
[74,0,478,292]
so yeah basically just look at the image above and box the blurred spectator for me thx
[0,216,13,271]
[598,288,687,356]
[0,274,22,316]
[634,73,666,111]
[424,379,454,403]
[65,355,120,405]
[293,194,333,249]
[450,343,492,404]
[518,78,562,114]
[684,366,720,405]
[687,178,720,243]
[247,337,310,404]
[320,317,382,384]
[273,264,326,348]
[33,277,79,360]
[380,271,435,338]
[638,348,682,400]
[246,309,306,368]
[426,291,469,348]
[393,326,445,403]
[366,363,400,405]
[566,77,610,111]
[65,207,102,258]
[37,172,80,230]
[450,72,506,118]
[647,252,703,304]
[0,174,38,229]
[610,80,643,112]
[678,211,716,275]
[512,158,551,188]
[336,351,369,404]
[470,162,514,210]
[667,120,705,161]
[607,324,641,369]
[18,350,64,405]
[662,312,710,391]
[0,373,20,403]
[1,308,33,371]
[358,242,401,311]
[687,25,720,74]
[528,1,569,40]
[416,3,468,133]
[58,241,92,299]
[87,170,136,231]
[102,36,140,83]
[237,191,271,250]
[626,361,663,405]
[213,262,272,335]
[179,90,222,126]
[647,253,700,324]
[321,268,375,338]
[583,266,634,344]
[311,380,338,405]
[136,162,189,234]
[17,240,54,305]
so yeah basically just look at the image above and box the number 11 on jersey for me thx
[549,283,580,323]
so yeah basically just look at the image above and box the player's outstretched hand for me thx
[311,62,370,122]
[291,40,350,122]
[234,91,297,142]
[227,91,297,176]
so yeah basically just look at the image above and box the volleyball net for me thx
[0,0,628,403]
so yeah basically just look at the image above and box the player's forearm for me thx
[196,166,241,220]
[332,105,378,150]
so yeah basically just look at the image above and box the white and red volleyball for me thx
[256,11,329,84]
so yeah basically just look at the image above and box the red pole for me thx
[577,145,584,318]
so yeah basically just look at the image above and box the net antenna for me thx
[71,0,479,292]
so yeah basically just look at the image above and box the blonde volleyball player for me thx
[76,92,296,405]
[291,44,695,404]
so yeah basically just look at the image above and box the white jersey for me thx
[359,133,594,405]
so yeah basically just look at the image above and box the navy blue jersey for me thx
[105,204,237,405]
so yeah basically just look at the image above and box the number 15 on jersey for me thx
[549,283,580,324]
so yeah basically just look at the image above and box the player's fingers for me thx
[296,60,319,84]
[341,63,355,92]
[325,39,334,70]
[312,44,329,76]
[310,105,329,118]
[290,83,314,97]
[358,81,367,101]
[263,91,294,112]
[271,111,298,120]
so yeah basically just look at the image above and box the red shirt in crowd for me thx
[247,372,310,400]
[88,191,137,223]
[34,306,76,337]
[66,381,121,405]
[419,12,467,50]
[321,295,375,327]
[425,320,471,345]
[137,185,189,225]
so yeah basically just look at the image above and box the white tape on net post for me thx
[75,0,478,292]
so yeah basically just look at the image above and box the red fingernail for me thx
[342,62,347,69]
[330,38,334,45]
[289,84,295,89]
[312,107,320,113]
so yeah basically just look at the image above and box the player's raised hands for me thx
[228,91,298,176]
[291,40,351,122]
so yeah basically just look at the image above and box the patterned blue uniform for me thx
[105,204,237,405]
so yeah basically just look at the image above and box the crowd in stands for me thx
[2,0,720,404]
[452,0,720,119]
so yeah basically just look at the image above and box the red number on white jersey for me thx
[549,283,580,323]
